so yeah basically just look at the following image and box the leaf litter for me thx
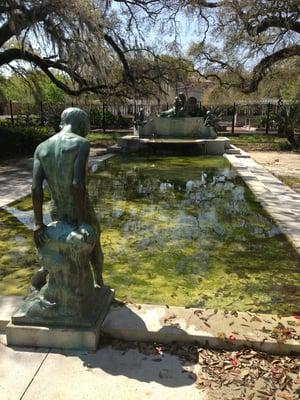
[107,338,300,399]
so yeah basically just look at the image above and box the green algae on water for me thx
[90,155,300,315]
[0,207,38,295]
[0,155,299,315]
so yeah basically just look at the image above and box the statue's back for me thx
[37,132,88,223]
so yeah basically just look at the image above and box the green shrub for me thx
[0,126,51,157]
[0,115,41,127]
[89,108,132,129]
[255,114,277,129]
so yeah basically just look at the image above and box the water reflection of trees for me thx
[90,163,279,244]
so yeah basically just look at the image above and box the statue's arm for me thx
[72,141,90,225]
[32,151,45,228]
[32,150,47,248]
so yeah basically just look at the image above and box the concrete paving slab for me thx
[0,158,33,207]
[21,346,203,400]
[0,340,49,400]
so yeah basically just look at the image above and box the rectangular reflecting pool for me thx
[0,155,299,315]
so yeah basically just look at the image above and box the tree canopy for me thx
[1,1,299,98]
[0,0,184,98]
[187,0,300,93]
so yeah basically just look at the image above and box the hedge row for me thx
[0,126,50,158]
[89,109,133,129]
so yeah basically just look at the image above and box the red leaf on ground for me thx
[292,315,300,319]
[228,335,237,341]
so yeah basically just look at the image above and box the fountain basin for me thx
[118,136,230,155]
[1,155,299,316]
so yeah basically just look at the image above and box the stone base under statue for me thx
[11,285,114,328]
[7,220,114,349]
[6,288,114,350]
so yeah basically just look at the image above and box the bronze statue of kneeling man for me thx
[12,108,113,328]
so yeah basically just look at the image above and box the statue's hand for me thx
[33,223,47,249]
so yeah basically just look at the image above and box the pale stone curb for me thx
[1,298,299,354]
[103,303,300,355]
[225,152,300,255]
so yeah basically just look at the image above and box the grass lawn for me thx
[87,131,126,142]
[276,175,300,192]
[87,131,126,147]
[230,134,293,151]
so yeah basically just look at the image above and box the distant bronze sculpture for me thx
[185,96,199,117]
[159,93,207,119]
[136,94,218,139]
[160,92,186,118]
[12,108,113,328]
[137,107,145,123]
[134,107,146,130]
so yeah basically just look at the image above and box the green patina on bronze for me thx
[11,108,113,328]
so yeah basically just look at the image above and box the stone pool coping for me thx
[1,296,299,354]
[225,153,300,255]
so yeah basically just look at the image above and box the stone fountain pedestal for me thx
[121,115,231,154]
[119,135,230,155]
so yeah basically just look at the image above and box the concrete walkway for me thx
[0,334,202,400]
[0,150,112,208]
[0,158,33,208]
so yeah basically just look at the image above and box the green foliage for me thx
[89,109,132,129]
[0,126,50,158]
[2,75,34,103]
[275,102,300,147]
[255,114,277,129]
[2,72,66,104]
[39,79,66,103]
[203,106,223,130]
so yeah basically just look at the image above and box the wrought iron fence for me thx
[0,99,298,134]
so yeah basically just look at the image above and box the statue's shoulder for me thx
[69,135,90,154]
[34,136,54,158]
[75,135,89,146]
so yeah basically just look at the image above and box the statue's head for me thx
[60,107,90,137]
[178,92,186,105]
[174,96,181,107]
[186,97,198,113]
